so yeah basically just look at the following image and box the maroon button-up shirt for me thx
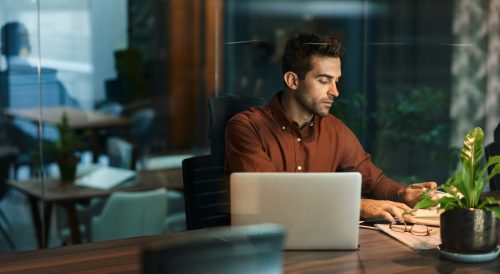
[225,92,405,201]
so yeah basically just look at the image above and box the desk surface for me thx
[4,106,133,130]
[7,168,184,248]
[0,228,498,273]
[7,168,184,202]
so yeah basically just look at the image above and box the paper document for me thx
[75,166,136,190]
[411,208,442,227]
[376,224,441,250]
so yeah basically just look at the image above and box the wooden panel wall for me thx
[167,0,222,148]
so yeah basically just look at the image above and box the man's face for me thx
[295,55,341,117]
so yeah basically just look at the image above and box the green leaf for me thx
[486,165,500,183]
[459,127,484,208]
[480,156,500,182]
[438,196,461,211]
[429,127,500,215]
[413,195,439,210]
[441,184,465,208]
[460,166,474,207]
[482,206,500,219]
[473,178,486,205]
[478,155,500,179]
[477,197,499,209]
[444,172,465,198]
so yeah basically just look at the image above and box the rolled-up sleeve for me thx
[338,124,406,201]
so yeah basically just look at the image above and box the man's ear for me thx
[284,71,299,90]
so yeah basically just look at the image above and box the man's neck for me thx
[280,90,314,128]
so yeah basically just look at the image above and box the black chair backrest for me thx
[142,223,285,274]
[106,137,136,170]
[182,155,229,230]
[182,95,267,230]
[485,142,500,191]
[0,145,17,199]
[208,95,267,163]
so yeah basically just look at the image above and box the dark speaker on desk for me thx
[142,223,285,274]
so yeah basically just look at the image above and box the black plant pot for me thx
[440,208,499,253]
[57,154,79,184]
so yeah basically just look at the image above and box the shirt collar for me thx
[268,91,319,130]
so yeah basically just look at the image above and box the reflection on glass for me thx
[1,0,44,253]
[0,0,498,253]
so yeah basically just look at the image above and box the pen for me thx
[359,225,380,231]
[409,184,427,190]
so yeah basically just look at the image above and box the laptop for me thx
[230,172,361,250]
[75,166,136,190]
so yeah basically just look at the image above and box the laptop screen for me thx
[230,172,361,250]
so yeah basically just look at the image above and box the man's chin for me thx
[317,110,330,117]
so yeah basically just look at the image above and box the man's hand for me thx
[398,181,438,207]
[360,199,416,223]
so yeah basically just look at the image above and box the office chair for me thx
[208,95,267,162]
[58,136,136,242]
[182,95,266,230]
[91,188,167,242]
[66,136,137,242]
[107,136,136,170]
[129,107,155,157]
[142,223,285,274]
[182,155,228,230]
[0,146,17,250]
[96,101,123,117]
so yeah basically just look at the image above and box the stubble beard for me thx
[295,88,330,117]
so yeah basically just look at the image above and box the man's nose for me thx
[328,82,339,98]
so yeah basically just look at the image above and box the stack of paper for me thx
[376,224,441,250]
[75,166,136,190]
[412,208,442,227]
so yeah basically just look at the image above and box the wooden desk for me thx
[4,106,134,162]
[0,229,498,273]
[7,168,183,248]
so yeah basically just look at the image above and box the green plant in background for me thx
[47,112,89,182]
[330,92,365,138]
[48,112,87,156]
[414,127,500,217]
[373,86,454,182]
[332,86,455,183]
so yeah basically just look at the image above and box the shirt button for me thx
[297,138,301,142]
[310,123,314,127]
[297,166,302,171]
[282,126,286,130]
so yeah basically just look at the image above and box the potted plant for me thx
[48,112,88,183]
[414,127,500,255]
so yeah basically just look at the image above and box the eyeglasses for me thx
[389,220,431,236]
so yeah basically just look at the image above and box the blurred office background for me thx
[0,0,498,252]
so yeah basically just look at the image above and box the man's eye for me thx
[319,79,329,85]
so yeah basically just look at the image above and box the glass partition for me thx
[221,0,499,184]
[1,0,45,252]
[0,0,498,252]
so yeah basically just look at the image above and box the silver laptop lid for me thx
[230,172,361,250]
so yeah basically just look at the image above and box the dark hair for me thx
[1,21,31,56]
[281,32,344,80]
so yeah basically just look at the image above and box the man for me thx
[0,21,78,109]
[0,21,79,170]
[225,32,436,223]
